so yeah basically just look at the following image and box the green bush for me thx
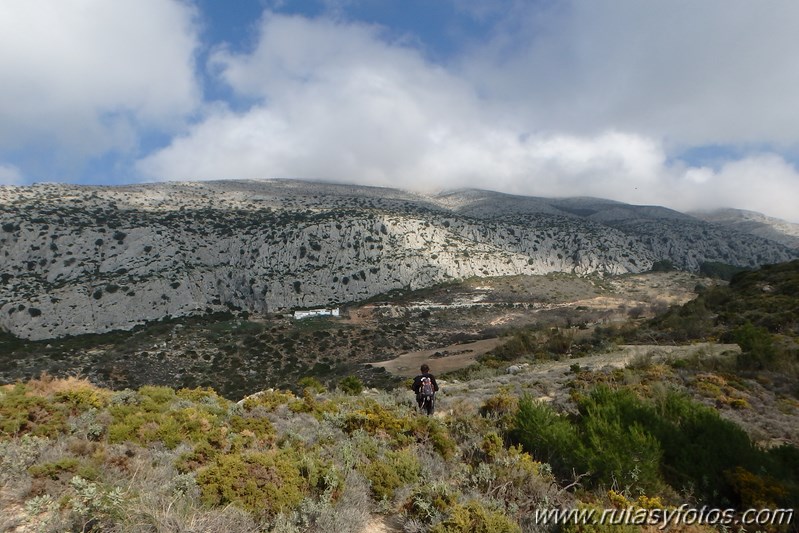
[55,386,110,413]
[68,475,126,527]
[573,387,663,493]
[411,416,456,460]
[107,386,226,449]
[297,376,326,394]
[362,447,420,501]
[338,376,364,395]
[650,259,674,272]
[0,383,67,438]
[478,391,518,420]
[512,396,581,476]
[241,389,296,411]
[514,384,799,507]
[405,481,459,522]
[492,329,537,361]
[342,399,414,448]
[651,389,764,505]
[544,328,573,357]
[196,450,307,516]
[700,261,749,281]
[648,297,714,341]
[430,500,521,533]
[28,457,79,479]
[732,322,777,369]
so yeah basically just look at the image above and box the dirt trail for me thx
[359,516,404,533]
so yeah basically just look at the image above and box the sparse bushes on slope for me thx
[5,366,796,532]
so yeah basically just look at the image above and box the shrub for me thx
[361,447,420,501]
[241,389,296,412]
[28,457,80,479]
[411,416,456,460]
[651,390,764,505]
[430,500,521,533]
[196,450,307,517]
[176,387,226,406]
[577,415,662,494]
[512,386,786,502]
[479,391,518,420]
[68,475,126,528]
[0,383,67,438]
[298,376,326,394]
[544,328,573,357]
[650,260,674,272]
[56,385,110,413]
[512,396,581,476]
[733,322,777,370]
[0,434,50,482]
[405,481,459,522]
[176,440,220,473]
[725,467,790,509]
[228,414,275,447]
[342,400,413,447]
[338,376,364,395]
[492,329,537,360]
[107,386,226,449]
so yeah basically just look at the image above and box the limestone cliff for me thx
[1,180,795,339]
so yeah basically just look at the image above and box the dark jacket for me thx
[412,373,439,395]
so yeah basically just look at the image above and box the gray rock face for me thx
[1,180,796,340]
[691,208,799,249]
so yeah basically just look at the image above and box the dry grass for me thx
[8,372,105,397]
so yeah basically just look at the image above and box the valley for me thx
[0,270,706,399]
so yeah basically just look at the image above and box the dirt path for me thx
[367,337,502,377]
[359,516,404,533]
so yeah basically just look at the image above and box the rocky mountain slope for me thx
[1,180,796,340]
[692,207,799,249]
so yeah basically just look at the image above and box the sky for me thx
[1,0,799,222]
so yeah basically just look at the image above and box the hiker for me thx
[411,363,439,416]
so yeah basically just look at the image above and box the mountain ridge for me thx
[1,179,796,340]
[691,207,799,249]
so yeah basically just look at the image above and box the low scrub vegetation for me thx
[0,374,565,532]
[2,262,799,531]
[2,369,797,532]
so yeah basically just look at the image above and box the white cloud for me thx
[0,164,24,185]
[139,10,799,223]
[674,155,799,222]
[462,0,799,147]
[0,0,201,157]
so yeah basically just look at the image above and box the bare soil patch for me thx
[368,337,502,377]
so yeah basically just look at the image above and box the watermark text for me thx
[534,505,794,530]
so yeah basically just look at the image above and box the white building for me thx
[293,308,340,320]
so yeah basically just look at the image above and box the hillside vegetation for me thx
[2,261,799,532]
